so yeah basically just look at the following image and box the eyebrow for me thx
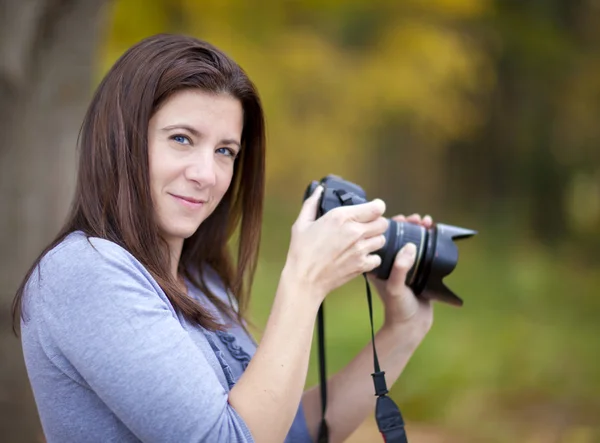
[161,124,241,148]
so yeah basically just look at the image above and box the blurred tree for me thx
[447,0,600,256]
[0,0,109,440]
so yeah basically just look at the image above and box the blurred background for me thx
[1,0,599,441]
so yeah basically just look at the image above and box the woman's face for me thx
[148,89,243,250]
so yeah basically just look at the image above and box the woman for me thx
[13,34,433,443]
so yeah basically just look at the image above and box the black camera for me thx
[304,175,476,306]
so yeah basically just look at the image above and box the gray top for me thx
[20,231,311,442]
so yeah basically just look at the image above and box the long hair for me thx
[12,33,265,333]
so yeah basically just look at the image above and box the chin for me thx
[178,228,201,239]
[166,223,202,240]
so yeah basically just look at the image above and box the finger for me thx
[423,214,433,228]
[358,234,387,255]
[296,185,324,223]
[406,213,422,224]
[361,253,382,274]
[343,198,386,223]
[388,242,417,289]
[392,215,406,222]
[361,217,389,238]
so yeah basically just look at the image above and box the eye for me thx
[170,134,191,145]
[217,147,238,158]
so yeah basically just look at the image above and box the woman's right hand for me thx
[283,185,388,303]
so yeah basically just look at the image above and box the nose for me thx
[184,154,217,188]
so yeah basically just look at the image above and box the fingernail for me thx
[401,243,417,258]
[370,198,385,212]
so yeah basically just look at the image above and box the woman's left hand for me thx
[368,213,434,348]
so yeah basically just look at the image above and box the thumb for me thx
[297,185,324,223]
[388,242,418,289]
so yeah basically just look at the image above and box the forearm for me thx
[229,266,321,443]
[302,323,421,443]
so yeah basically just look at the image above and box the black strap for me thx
[316,274,408,443]
[365,273,383,376]
[364,274,408,443]
[317,304,329,443]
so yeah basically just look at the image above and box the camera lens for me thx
[373,221,475,306]
[373,220,426,285]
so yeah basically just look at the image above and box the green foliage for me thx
[251,220,600,440]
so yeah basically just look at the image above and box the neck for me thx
[167,238,184,282]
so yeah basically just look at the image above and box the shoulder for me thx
[42,231,140,272]
[24,231,175,330]
[33,231,149,285]
[26,231,161,308]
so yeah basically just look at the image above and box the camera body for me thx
[304,175,476,306]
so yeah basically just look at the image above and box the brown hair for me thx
[12,33,265,333]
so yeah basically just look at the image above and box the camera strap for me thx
[316,274,408,443]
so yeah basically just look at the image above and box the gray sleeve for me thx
[37,238,255,443]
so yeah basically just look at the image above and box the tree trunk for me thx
[0,0,109,440]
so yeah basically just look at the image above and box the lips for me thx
[169,193,206,207]
[172,194,204,204]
